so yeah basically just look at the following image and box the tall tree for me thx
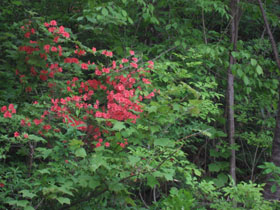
[227,0,241,184]
[257,0,280,200]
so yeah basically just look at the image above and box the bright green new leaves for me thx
[75,147,87,158]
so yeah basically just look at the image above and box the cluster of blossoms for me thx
[1,104,16,118]
[14,131,28,139]
[11,20,157,149]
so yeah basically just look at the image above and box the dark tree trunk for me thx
[227,0,241,184]
[257,0,280,200]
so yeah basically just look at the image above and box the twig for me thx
[34,198,44,210]
[153,186,157,203]
[139,190,149,208]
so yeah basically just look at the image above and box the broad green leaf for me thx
[271,184,277,193]
[57,186,74,196]
[128,155,140,165]
[243,75,249,85]
[208,163,221,172]
[125,197,136,206]
[16,200,29,207]
[69,139,84,148]
[128,17,133,24]
[121,10,127,17]
[36,147,52,159]
[75,148,87,158]
[96,15,102,20]
[109,182,124,192]
[7,200,29,207]
[147,105,157,113]
[237,68,243,77]
[231,51,238,58]
[162,168,175,181]
[56,197,71,205]
[88,179,100,190]
[250,58,257,66]
[90,155,106,171]
[38,168,50,174]
[102,8,108,16]
[19,190,36,199]
[28,135,46,143]
[112,121,126,131]
[193,169,201,176]
[214,173,228,188]
[147,175,159,188]
[256,65,263,75]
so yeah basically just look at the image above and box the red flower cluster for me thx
[1,104,16,118]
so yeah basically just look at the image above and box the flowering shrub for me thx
[0,18,169,209]
[14,19,157,149]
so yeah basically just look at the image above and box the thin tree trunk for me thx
[257,0,280,200]
[202,8,208,44]
[227,0,241,184]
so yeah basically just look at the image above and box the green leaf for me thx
[154,138,174,147]
[75,148,87,158]
[109,182,124,192]
[112,121,126,131]
[121,10,127,17]
[28,135,46,143]
[271,184,277,193]
[88,179,100,190]
[243,75,249,85]
[193,169,201,176]
[19,190,36,199]
[128,17,133,24]
[90,155,106,171]
[208,163,221,172]
[56,197,71,205]
[97,15,102,20]
[7,200,29,208]
[101,8,109,16]
[175,40,180,46]
[57,186,74,196]
[38,168,51,174]
[36,147,52,159]
[237,68,243,77]
[162,168,175,181]
[214,173,228,187]
[231,51,238,58]
[250,58,257,66]
[256,65,263,75]
[147,105,157,113]
[69,139,84,148]
[147,175,159,188]
[128,155,140,165]
[125,197,136,206]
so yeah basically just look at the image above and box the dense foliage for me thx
[1,0,280,209]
